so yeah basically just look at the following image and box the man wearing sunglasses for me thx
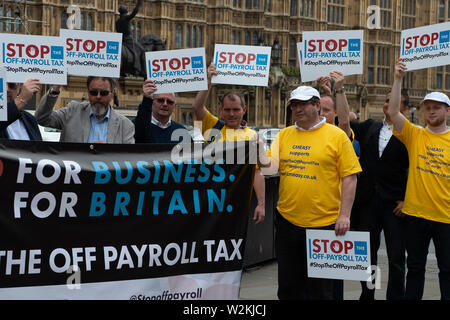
[35,76,134,143]
[0,79,42,141]
[134,79,190,143]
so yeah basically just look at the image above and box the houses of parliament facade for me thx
[2,0,450,128]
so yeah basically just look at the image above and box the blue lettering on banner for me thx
[191,56,203,69]
[439,30,450,44]
[256,54,268,65]
[51,46,64,60]
[354,241,367,255]
[106,41,120,54]
[348,39,360,51]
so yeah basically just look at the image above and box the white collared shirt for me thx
[379,118,393,157]
[294,116,326,131]
[6,119,31,140]
[151,115,172,129]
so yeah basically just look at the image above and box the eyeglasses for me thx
[88,90,111,97]
[7,83,18,90]
[155,97,175,105]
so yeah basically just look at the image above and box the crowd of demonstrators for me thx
[388,58,449,300]
[1,56,448,301]
[191,62,265,225]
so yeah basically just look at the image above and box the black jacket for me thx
[0,100,42,141]
[351,119,409,204]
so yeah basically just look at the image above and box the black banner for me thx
[0,140,254,299]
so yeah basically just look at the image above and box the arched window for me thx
[6,7,12,32]
[61,11,68,29]
[175,24,182,47]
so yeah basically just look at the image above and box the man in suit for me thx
[134,79,189,144]
[36,77,134,143]
[0,79,42,141]
[350,91,410,300]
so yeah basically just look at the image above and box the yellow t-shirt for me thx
[201,110,256,142]
[268,123,362,228]
[393,119,450,224]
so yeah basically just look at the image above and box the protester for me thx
[192,62,265,225]
[259,85,361,300]
[350,90,410,300]
[134,79,189,143]
[35,77,134,143]
[0,79,42,140]
[388,58,449,300]
[317,72,359,157]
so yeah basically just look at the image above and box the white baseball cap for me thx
[421,92,450,107]
[288,86,321,102]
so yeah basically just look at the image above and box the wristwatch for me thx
[335,87,345,94]
[49,87,60,96]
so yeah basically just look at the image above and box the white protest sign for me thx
[400,22,450,71]
[306,230,371,281]
[0,67,6,121]
[0,33,66,85]
[211,44,271,86]
[298,30,364,82]
[60,29,122,78]
[146,48,207,94]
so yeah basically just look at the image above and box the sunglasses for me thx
[7,83,19,90]
[155,97,175,105]
[88,90,111,97]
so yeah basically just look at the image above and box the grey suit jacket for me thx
[36,92,135,143]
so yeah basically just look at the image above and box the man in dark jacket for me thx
[0,79,42,141]
[134,79,190,144]
[351,91,410,300]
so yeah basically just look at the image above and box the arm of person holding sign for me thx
[192,62,218,121]
[1,79,41,132]
[387,58,408,134]
[331,71,352,139]
[35,84,65,130]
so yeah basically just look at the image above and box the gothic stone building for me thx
[3,0,450,127]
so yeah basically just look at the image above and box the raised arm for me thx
[192,62,217,121]
[330,71,351,138]
[388,58,408,134]
[128,0,143,19]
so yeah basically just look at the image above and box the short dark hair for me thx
[220,91,245,108]
[87,76,116,92]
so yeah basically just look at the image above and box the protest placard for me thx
[211,44,271,86]
[306,230,371,281]
[0,33,66,85]
[146,48,208,94]
[60,29,122,78]
[400,22,450,71]
[298,30,364,82]
[0,67,6,121]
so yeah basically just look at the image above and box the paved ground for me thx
[239,238,441,300]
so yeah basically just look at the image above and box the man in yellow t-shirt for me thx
[388,58,450,300]
[259,85,361,300]
[191,63,265,225]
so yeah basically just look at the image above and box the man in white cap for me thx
[388,58,450,300]
[259,85,361,300]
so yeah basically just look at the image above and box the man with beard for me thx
[36,77,134,143]
[388,58,450,300]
